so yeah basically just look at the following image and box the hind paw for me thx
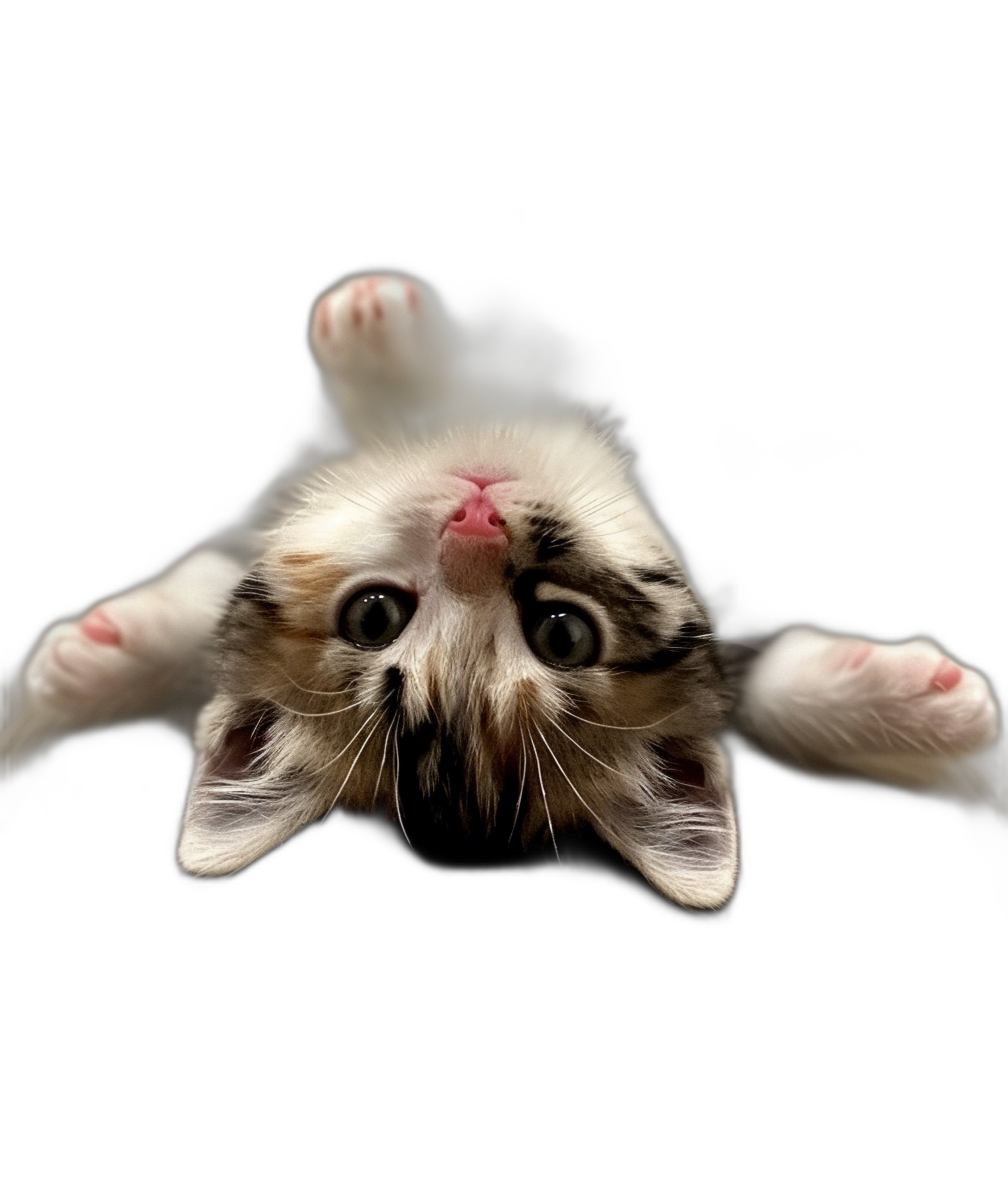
[743,628,1000,785]
[309,273,448,383]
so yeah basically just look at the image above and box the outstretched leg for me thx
[308,272,455,442]
[730,627,999,786]
[1,549,244,760]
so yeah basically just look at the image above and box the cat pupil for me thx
[548,618,576,659]
[362,599,390,640]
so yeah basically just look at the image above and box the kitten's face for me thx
[179,417,738,907]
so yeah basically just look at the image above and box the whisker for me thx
[281,671,356,698]
[266,697,363,718]
[313,701,387,777]
[392,719,411,848]
[324,714,384,817]
[509,725,528,844]
[535,722,615,840]
[573,488,630,518]
[321,468,385,512]
[548,717,622,776]
[558,703,686,731]
[328,487,382,515]
[527,726,559,861]
[372,716,397,807]
[590,507,637,530]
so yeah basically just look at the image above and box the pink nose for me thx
[446,491,506,539]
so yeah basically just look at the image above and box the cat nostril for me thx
[445,492,507,540]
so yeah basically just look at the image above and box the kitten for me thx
[1,274,998,908]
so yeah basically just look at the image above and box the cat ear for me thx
[177,694,325,875]
[593,739,739,909]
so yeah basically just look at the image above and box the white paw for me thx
[25,600,176,719]
[819,634,998,755]
[743,628,1000,783]
[308,273,448,383]
[3,552,242,753]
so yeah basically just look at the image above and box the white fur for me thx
[734,627,999,784]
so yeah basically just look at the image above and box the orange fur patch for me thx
[277,554,348,602]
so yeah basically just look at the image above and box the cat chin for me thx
[173,676,743,912]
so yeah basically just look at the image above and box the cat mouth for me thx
[453,471,513,489]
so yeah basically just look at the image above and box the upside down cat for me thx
[1,274,998,907]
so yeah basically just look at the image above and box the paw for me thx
[0,600,174,761]
[819,634,998,756]
[1,552,242,760]
[308,273,449,383]
[741,628,1000,785]
[24,598,177,721]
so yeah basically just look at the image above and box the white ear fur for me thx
[595,740,739,909]
[177,695,325,876]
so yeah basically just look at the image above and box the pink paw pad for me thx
[314,299,331,341]
[350,278,383,326]
[930,659,963,692]
[80,608,121,646]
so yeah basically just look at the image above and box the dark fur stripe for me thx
[383,665,405,715]
[512,565,658,619]
[528,512,575,562]
[636,565,685,587]
[612,620,712,674]
[231,569,281,621]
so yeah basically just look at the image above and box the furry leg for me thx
[308,272,454,441]
[1,549,244,761]
[730,627,999,786]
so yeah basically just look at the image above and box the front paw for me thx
[23,603,168,720]
[824,635,999,756]
[739,627,1000,788]
[1,606,157,761]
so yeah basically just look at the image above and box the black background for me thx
[3,83,1004,1075]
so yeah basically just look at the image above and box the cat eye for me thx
[339,587,416,648]
[524,603,599,668]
